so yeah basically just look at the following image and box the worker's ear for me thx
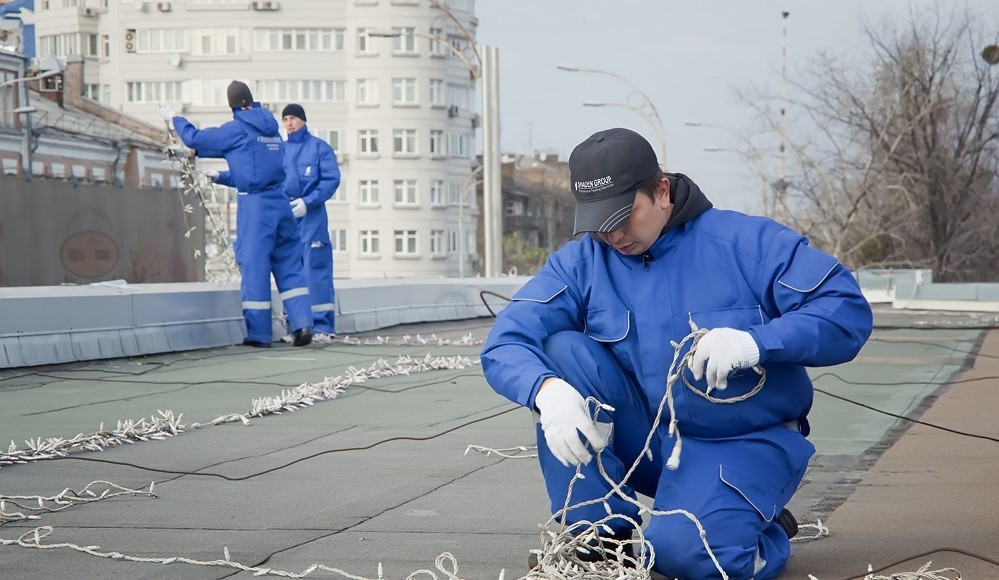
[656,177,671,209]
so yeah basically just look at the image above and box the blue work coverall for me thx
[283,126,340,335]
[174,105,313,344]
[481,174,873,579]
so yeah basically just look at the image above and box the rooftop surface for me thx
[1,308,998,579]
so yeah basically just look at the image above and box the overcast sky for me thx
[475,0,997,212]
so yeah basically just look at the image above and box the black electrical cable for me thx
[866,336,999,359]
[814,386,999,443]
[478,289,511,317]
[52,405,520,481]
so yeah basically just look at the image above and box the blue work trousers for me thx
[302,241,335,334]
[537,331,815,579]
[234,187,313,343]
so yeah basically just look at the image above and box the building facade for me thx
[27,0,481,279]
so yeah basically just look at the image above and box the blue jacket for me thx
[481,175,873,439]
[283,126,341,244]
[174,104,285,194]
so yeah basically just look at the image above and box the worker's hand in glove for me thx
[534,378,607,467]
[204,170,219,182]
[290,198,307,218]
[166,143,193,157]
[159,103,177,123]
[690,328,760,391]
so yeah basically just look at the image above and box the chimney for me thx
[62,55,85,108]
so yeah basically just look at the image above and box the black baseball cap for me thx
[568,128,661,234]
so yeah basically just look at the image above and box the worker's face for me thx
[283,115,305,134]
[595,179,672,255]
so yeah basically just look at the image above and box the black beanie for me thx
[227,81,253,109]
[281,103,307,122]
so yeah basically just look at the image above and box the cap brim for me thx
[572,190,638,235]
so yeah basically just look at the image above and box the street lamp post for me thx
[558,65,668,169]
[369,27,502,277]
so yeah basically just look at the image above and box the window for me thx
[430,180,444,206]
[357,28,374,54]
[447,83,471,110]
[83,84,100,101]
[392,78,416,105]
[429,130,444,156]
[393,179,417,206]
[85,33,99,57]
[256,80,346,103]
[189,78,230,106]
[126,81,184,103]
[38,33,82,58]
[313,129,342,151]
[394,230,418,255]
[359,179,379,205]
[136,29,188,53]
[101,34,110,58]
[330,229,347,252]
[253,28,345,52]
[430,229,445,255]
[429,79,444,105]
[191,28,239,55]
[391,27,415,53]
[357,78,378,105]
[358,130,379,154]
[428,27,445,56]
[393,129,416,155]
[448,229,458,253]
[447,132,470,158]
[360,230,380,255]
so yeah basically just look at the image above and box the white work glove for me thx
[159,102,176,122]
[534,378,607,467]
[290,198,307,218]
[690,328,761,391]
[204,170,219,182]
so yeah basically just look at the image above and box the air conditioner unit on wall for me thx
[124,29,136,53]
[447,105,459,118]
[157,2,172,12]
[82,7,96,17]
[251,0,280,10]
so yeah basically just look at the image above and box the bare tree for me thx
[741,6,999,281]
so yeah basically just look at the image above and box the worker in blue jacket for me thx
[159,81,313,348]
[280,104,340,338]
[481,128,873,579]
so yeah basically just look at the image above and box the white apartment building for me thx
[27,0,481,279]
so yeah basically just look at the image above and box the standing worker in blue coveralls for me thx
[481,128,873,579]
[280,103,340,339]
[159,81,313,348]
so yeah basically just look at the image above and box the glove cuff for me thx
[736,331,761,367]
[534,378,573,410]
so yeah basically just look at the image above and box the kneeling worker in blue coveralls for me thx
[481,128,873,579]
[281,103,340,339]
[160,81,313,348]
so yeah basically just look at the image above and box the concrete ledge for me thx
[0,277,528,368]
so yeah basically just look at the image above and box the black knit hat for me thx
[226,81,253,109]
[281,103,307,122]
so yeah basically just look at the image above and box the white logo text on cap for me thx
[575,175,614,193]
